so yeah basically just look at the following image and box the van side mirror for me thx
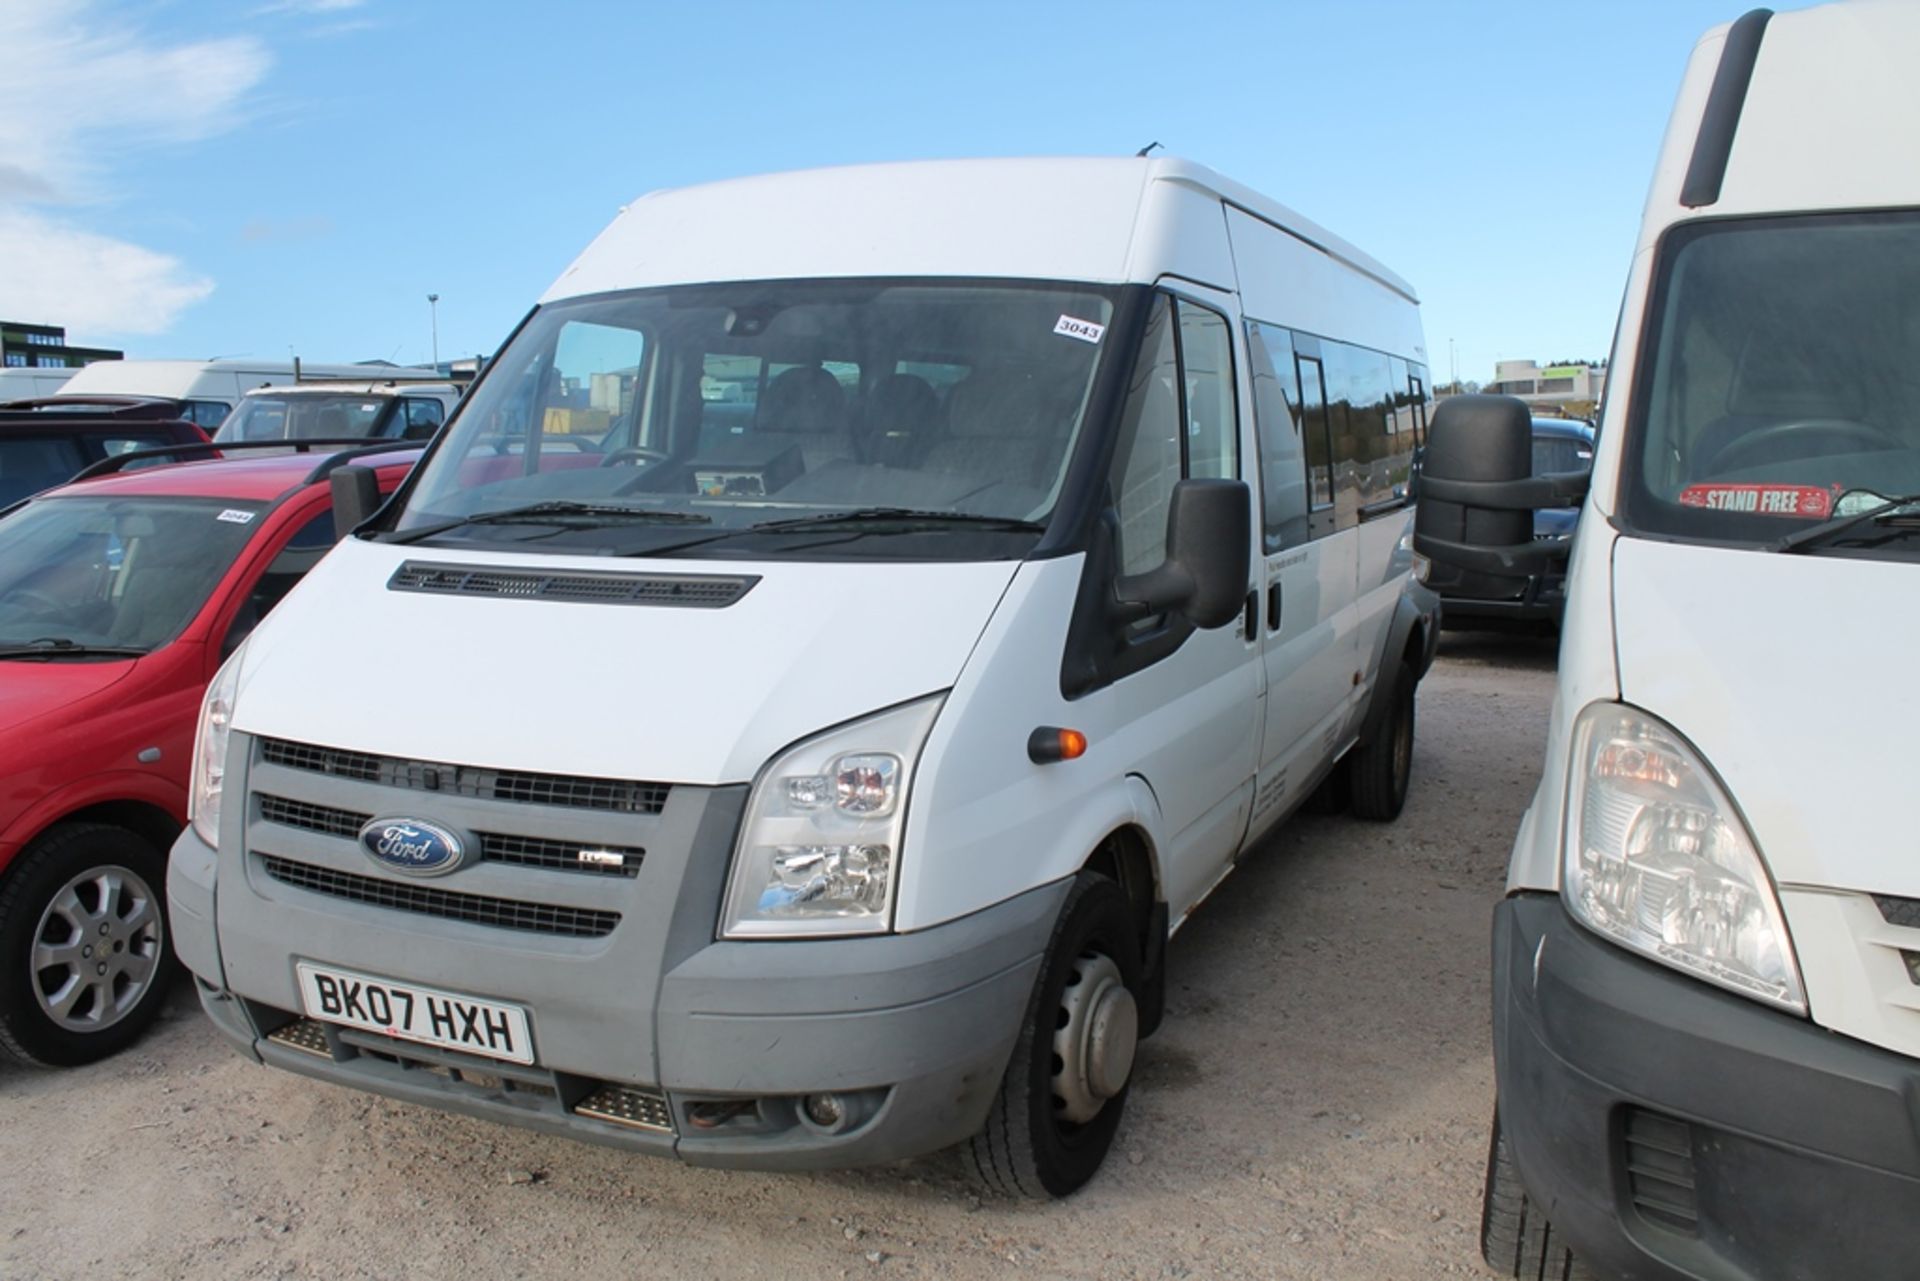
[1113,478,1251,630]
[331,465,381,540]
[1413,395,1591,577]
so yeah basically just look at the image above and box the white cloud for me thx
[252,0,367,15]
[0,210,214,335]
[0,3,270,336]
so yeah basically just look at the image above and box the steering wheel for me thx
[598,447,670,468]
[1706,418,1901,474]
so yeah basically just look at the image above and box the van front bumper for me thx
[171,816,1066,1171]
[1493,892,1920,1281]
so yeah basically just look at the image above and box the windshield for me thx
[1624,211,1920,550]
[0,496,264,651]
[393,279,1118,558]
[218,394,391,442]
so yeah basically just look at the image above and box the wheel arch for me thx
[0,794,182,884]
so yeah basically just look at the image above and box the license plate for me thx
[295,962,535,1065]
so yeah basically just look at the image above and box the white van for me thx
[1415,5,1920,1276]
[53,359,433,431]
[0,366,79,400]
[168,157,1440,1196]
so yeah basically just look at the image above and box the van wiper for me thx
[747,508,1046,533]
[1776,493,1920,553]
[384,501,712,544]
[0,638,148,660]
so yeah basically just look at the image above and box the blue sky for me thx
[1,0,1770,384]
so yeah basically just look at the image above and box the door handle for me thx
[1242,591,1258,642]
[1267,581,1282,631]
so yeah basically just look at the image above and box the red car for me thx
[0,442,419,1066]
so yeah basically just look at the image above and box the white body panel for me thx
[0,367,77,399]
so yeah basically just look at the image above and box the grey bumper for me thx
[172,815,1067,1170]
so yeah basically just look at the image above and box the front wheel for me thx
[967,873,1143,1199]
[0,823,177,1067]
[1482,1110,1594,1279]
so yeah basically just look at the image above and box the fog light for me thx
[802,1092,846,1129]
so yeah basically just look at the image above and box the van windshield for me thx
[1623,210,1920,552]
[392,279,1118,558]
[218,394,391,442]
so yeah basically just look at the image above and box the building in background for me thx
[1485,358,1607,418]
[0,322,122,371]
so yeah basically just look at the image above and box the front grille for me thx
[1874,894,1920,930]
[1622,1107,1699,1234]
[260,854,620,938]
[389,560,757,610]
[260,738,669,815]
[257,794,643,877]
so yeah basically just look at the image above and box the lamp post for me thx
[427,293,440,371]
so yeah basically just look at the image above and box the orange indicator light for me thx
[1028,726,1089,764]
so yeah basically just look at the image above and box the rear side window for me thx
[0,437,86,505]
[402,398,444,439]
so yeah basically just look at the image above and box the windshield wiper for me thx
[1776,493,1920,553]
[0,638,148,661]
[746,508,1046,534]
[384,501,713,545]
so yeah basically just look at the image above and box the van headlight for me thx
[189,645,245,848]
[721,695,944,939]
[1563,703,1806,1014]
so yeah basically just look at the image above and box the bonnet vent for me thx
[388,561,758,609]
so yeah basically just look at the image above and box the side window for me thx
[543,320,646,446]
[1178,303,1237,481]
[185,400,231,430]
[221,510,335,656]
[1110,295,1182,577]
[1247,322,1308,552]
[1332,346,1397,510]
[402,398,444,440]
[99,434,182,471]
[1295,349,1336,532]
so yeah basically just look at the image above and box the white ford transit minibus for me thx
[1417,5,1920,1275]
[169,157,1440,1196]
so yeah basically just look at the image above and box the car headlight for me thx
[721,695,944,939]
[1563,702,1806,1014]
[189,645,245,848]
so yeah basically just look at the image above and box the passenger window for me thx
[1327,345,1397,511]
[1248,322,1309,552]
[545,321,646,443]
[1178,303,1237,481]
[1110,296,1182,577]
[185,401,231,430]
[402,398,444,440]
[221,510,335,656]
[99,434,180,471]
[1295,352,1335,526]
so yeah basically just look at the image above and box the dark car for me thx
[1430,416,1594,627]
[0,400,210,506]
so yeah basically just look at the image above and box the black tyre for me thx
[968,873,1143,1199]
[0,823,177,1067]
[1349,660,1416,821]
[1481,1111,1595,1280]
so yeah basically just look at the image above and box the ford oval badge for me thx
[358,817,467,876]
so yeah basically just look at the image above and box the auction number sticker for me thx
[1678,483,1834,518]
[216,509,257,524]
[295,961,535,1064]
[1053,315,1106,344]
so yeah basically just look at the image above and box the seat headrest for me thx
[760,366,845,434]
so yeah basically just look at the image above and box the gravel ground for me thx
[0,631,1558,1281]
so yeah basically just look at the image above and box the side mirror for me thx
[1414,395,1590,578]
[1113,478,1251,630]
[330,465,381,541]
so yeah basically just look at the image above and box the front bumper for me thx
[170,810,1067,1171]
[1493,892,1920,1281]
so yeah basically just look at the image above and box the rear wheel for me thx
[1481,1110,1594,1280]
[0,823,177,1067]
[968,873,1142,1199]
[1349,660,1416,821]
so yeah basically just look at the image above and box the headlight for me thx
[189,645,245,848]
[1563,703,1806,1014]
[721,695,944,939]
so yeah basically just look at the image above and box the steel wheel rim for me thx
[1050,949,1137,1127]
[30,863,163,1033]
